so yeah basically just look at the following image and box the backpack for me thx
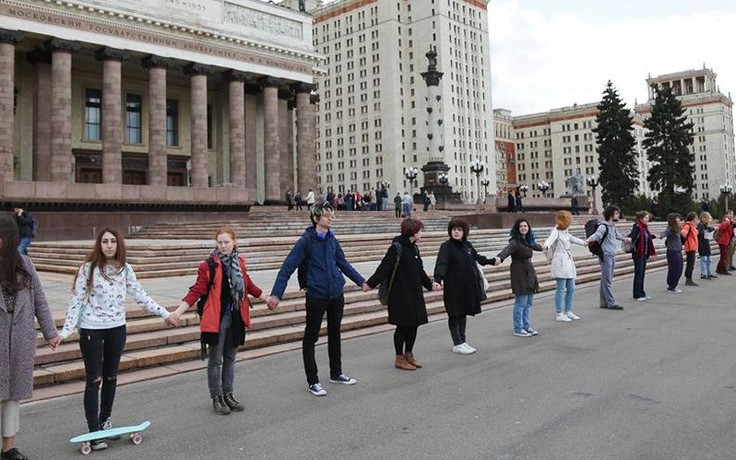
[585,219,608,258]
[377,242,403,305]
[296,236,313,291]
[191,257,216,317]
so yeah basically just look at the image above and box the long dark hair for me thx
[0,215,30,292]
[509,218,536,246]
[72,227,127,292]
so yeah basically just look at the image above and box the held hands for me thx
[165,313,180,327]
[361,282,371,292]
[624,237,632,244]
[266,296,280,310]
[431,282,442,292]
[47,336,61,351]
[494,257,502,265]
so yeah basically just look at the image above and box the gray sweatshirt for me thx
[587,220,626,256]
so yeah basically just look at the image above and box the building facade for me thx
[308,0,494,202]
[0,0,321,207]
[634,68,735,201]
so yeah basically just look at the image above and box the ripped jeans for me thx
[79,325,126,432]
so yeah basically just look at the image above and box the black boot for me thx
[212,395,231,415]
[1,448,30,460]
[223,393,244,412]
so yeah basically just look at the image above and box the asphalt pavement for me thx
[19,262,736,460]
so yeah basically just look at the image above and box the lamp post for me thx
[480,176,490,203]
[518,184,528,197]
[470,158,486,205]
[404,166,418,197]
[586,175,599,215]
[537,180,550,197]
[721,183,733,213]
[438,172,449,187]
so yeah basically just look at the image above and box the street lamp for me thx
[518,184,529,197]
[470,158,486,204]
[720,183,733,212]
[381,180,391,189]
[537,180,550,197]
[404,166,418,197]
[480,176,491,202]
[438,172,449,187]
[586,175,599,215]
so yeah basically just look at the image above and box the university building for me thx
[303,0,495,202]
[0,0,321,220]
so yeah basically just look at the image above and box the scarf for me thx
[215,249,245,309]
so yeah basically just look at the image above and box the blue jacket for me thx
[270,227,365,300]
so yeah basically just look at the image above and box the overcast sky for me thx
[489,0,736,115]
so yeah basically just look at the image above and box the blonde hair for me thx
[700,212,712,225]
[555,210,572,230]
[214,227,238,247]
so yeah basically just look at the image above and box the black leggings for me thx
[448,315,468,346]
[79,325,126,432]
[685,251,696,279]
[393,325,418,355]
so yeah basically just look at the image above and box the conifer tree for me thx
[643,85,695,214]
[593,81,639,208]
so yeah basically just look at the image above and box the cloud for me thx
[490,1,736,115]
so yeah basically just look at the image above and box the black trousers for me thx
[79,325,126,432]
[685,250,696,279]
[303,295,344,385]
[448,315,468,345]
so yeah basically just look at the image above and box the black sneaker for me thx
[0,447,30,460]
[607,305,624,310]
[212,395,231,415]
[223,393,244,412]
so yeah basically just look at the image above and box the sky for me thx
[489,0,736,114]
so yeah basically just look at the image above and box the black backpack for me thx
[192,257,216,317]
[585,219,608,258]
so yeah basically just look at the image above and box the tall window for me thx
[125,94,142,144]
[84,89,102,141]
[166,99,179,146]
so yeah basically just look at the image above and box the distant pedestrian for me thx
[716,210,734,275]
[295,191,303,211]
[571,196,580,215]
[0,216,59,460]
[514,190,524,213]
[495,218,543,337]
[507,191,515,212]
[697,211,716,280]
[286,190,294,211]
[393,193,402,218]
[587,205,630,310]
[365,218,441,370]
[12,205,34,256]
[305,189,315,209]
[59,228,175,450]
[422,191,430,212]
[428,191,436,211]
[543,211,587,322]
[401,192,412,218]
[682,212,699,287]
[629,211,656,302]
[661,213,684,293]
[434,218,497,354]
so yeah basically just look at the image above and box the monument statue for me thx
[565,169,585,196]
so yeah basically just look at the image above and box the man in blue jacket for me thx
[269,202,367,396]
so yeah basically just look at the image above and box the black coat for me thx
[434,238,495,317]
[366,235,433,327]
[496,238,542,295]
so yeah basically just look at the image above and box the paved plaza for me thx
[19,263,736,460]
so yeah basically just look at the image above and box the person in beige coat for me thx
[0,215,59,460]
[543,211,587,323]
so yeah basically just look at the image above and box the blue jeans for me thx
[402,203,411,217]
[632,256,648,299]
[207,313,237,397]
[666,250,684,289]
[513,294,533,332]
[554,278,575,314]
[700,255,712,277]
[17,237,32,255]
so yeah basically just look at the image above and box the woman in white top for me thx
[59,228,175,450]
[543,211,587,322]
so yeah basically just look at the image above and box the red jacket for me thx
[716,219,734,246]
[182,254,262,333]
[681,221,699,252]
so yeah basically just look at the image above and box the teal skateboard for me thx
[69,421,150,455]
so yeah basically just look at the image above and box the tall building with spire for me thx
[308,0,494,201]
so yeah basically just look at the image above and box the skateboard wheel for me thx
[131,433,143,445]
[80,443,92,455]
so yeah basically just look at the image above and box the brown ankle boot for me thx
[404,352,422,368]
[395,355,416,371]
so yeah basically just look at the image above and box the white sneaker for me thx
[566,311,581,321]
[452,343,474,354]
[556,313,572,322]
[464,343,477,353]
[635,297,647,302]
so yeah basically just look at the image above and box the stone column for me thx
[244,82,258,197]
[0,29,23,183]
[262,77,281,203]
[184,63,213,187]
[142,55,173,187]
[278,89,293,195]
[224,70,246,187]
[295,83,317,194]
[28,49,52,181]
[96,47,128,184]
[285,98,296,193]
[45,38,78,182]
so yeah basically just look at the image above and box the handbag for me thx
[378,242,402,305]
[543,241,556,261]
[475,266,488,301]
